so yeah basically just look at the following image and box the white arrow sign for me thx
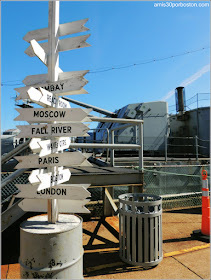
[14,108,92,123]
[15,151,92,169]
[16,184,91,200]
[36,168,71,191]
[16,122,89,138]
[15,76,88,100]
[28,168,49,185]
[29,137,71,156]
[23,18,89,42]
[15,87,71,108]
[30,39,48,65]
[28,167,71,191]
[23,70,89,86]
[25,34,91,57]
[18,199,90,213]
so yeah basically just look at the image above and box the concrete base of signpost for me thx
[19,214,84,279]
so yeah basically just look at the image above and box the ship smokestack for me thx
[175,86,186,115]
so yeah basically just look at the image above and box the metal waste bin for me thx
[118,193,163,267]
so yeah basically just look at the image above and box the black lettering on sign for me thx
[32,127,48,135]
[33,110,66,118]
[34,111,39,117]
[51,126,71,134]
[50,173,64,184]
[59,139,66,147]
[37,188,67,196]
[38,156,60,165]
[45,188,50,195]
[47,94,51,102]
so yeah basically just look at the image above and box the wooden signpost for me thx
[16,184,91,200]
[29,137,71,156]
[23,70,89,86]
[15,76,88,99]
[16,87,71,108]
[14,1,92,223]
[15,108,91,123]
[18,199,90,213]
[23,18,89,42]
[25,34,91,57]
[16,122,90,138]
[15,152,92,169]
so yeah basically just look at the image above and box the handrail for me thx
[90,116,143,124]
[1,139,31,165]
[1,168,29,188]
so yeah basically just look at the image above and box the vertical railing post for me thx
[135,125,138,144]
[106,129,109,163]
[93,130,96,158]
[165,134,168,162]
[110,130,115,167]
[195,135,199,161]
[138,123,143,171]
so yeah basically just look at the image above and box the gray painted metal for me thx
[1,168,29,188]
[118,193,163,267]
[1,198,25,232]
[20,214,83,279]
[67,166,143,186]
[62,96,116,117]
[69,143,140,149]
[1,139,30,165]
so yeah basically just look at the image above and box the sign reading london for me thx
[14,12,92,216]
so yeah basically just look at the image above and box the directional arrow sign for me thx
[16,76,88,100]
[16,122,89,138]
[23,18,89,42]
[28,168,48,185]
[14,108,92,123]
[16,184,91,200]
[15,87,71,109]
[15,151,92,169]
[25,34,91,57]
[27,167,71,191]
[29,137,71,156]
[30,39,48,65]
[18,199,90,213]
[29,138,42,153]
[37,169,71,191]
[23,70,89,86]
[36,168,71,191]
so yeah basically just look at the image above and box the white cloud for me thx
[161,64,210,101]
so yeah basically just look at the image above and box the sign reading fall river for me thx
[14,14,92,216]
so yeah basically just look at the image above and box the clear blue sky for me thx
[1,0,210,132]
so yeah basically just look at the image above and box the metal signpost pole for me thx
[16,0,91,276]
[47,0,59,224]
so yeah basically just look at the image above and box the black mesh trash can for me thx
[118,193,163,267]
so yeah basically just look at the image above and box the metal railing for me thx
[73,116,144,170]
[165,135,210,160]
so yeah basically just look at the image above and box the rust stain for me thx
[6,263,21,279]
[105,216,119,232]
[1,264,9,279]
